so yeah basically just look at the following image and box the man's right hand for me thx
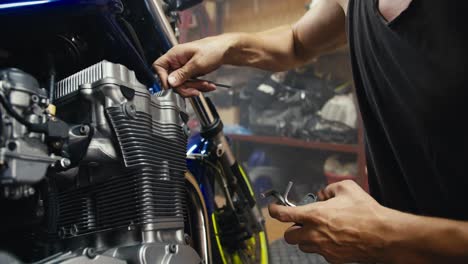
[152,0,347,97]
[152,34,238,97]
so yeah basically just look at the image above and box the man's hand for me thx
[269,180,390,263]
[152,35,238,97]
[152,0,347,97]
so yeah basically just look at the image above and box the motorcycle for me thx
[0,0,269,263]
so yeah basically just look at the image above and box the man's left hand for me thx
[269,180,392,263]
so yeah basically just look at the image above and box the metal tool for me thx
[261,181,318,207]
[187,78,232,89]
[261,181,297,207]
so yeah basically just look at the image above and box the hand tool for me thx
[187,78,232,89]
[261,181,318,207]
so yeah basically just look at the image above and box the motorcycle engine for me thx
[0,61,200,264]
[0,68,65,187]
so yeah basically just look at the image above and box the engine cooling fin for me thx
[52,61,188,239]
[56,108,187,238]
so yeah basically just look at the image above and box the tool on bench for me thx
[261,181,318,207]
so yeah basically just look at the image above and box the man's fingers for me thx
[154,66,169,89]
[152,44,197,88]
[184,80,217,92]
[153,54,173,89]
[174,87,200,97]
[173,81,216,97]
[284,225,303,245]
[167,59,199,87]
[298,243,321,254]
[317,189,328,201]
[268,204,306,224]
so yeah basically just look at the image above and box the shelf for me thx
[227,134,359,154]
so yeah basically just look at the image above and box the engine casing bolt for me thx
[169,244,177,254]
[85,248,97,259]
[79,125,90,135]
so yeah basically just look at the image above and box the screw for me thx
[52,141,62,149]
[216,143,224,157]
[31,95,39,103]
[70,224,78,236]
[27,186,35,196]
[79,125,90,135]
[184,234,192,245]
[169,244,177,254]
[85,248,97,259]
[123,103,137,119]
[60,158,71,169]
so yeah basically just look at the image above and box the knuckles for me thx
[331,179,357,193]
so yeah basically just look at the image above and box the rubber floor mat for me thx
[269,239,328,264]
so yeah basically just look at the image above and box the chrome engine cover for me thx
[48,61,200,264]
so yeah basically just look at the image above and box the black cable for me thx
[0,93,47,133]
[118,17,147,63]
[47,54,56,103]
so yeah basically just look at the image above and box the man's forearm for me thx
[222,27,298,72]
[221,0,347,72]
[382,208,468,263]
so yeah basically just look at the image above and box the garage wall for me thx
[223,0,311,33]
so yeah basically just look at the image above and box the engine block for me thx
[53,61,188,239]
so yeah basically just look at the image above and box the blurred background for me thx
[180,1,366,263]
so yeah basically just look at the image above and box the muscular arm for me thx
[153,0,347,95]
[226,0,347,71]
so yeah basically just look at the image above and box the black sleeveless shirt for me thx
[348,0,468,220]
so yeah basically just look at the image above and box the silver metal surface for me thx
[283,181,295,207]
[144,0,218,130]
[144,0,178,47]
[189,95,216,127]
[55,61,187,164]
[214,133,236,167]
[46,61,201,264]
[106,243,202,264]
[185,172,212,264]
[261,181,297,207]
[0,69,60,184]
[55,60,145,102]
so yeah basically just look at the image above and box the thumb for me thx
[168,60,197,87]
[268,204,305,224]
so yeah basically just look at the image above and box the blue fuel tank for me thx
[0,0,115,16]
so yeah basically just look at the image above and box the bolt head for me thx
[79,125,90,135]
[85,248,97,259]
[123,103,137,119]
[169,244,177,254]
[60,158,71,168]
